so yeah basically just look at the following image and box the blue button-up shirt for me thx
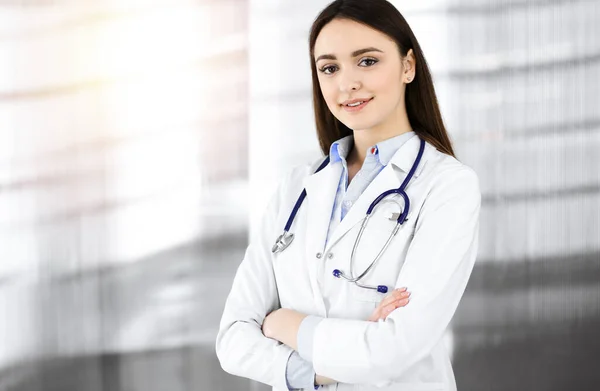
[285,131,416,390]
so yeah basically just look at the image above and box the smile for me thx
[342,98,373,113]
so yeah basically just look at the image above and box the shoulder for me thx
[422,142,481,202]
[284,155,326,185]
[272,155,327,201]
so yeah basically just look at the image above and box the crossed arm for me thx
[261,289,411,387]
[262,309,336,387]
[216,167,480,388]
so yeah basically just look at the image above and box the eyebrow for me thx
[315,47,383,63]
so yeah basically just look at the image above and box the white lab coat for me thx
[216,134,481,391]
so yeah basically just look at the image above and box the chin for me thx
[340,118,380,132]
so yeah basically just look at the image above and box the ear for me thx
[404,49,416,70]
[403,49,416,79]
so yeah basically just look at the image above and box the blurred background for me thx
[0,0,598,390]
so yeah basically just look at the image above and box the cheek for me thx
[368,77,403,114]
[319,82,339,111]
[369,72,397,96]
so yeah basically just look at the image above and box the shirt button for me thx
[316,252,322,259]
[344,200,352,207]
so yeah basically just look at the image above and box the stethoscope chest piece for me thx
[272,231,294,254]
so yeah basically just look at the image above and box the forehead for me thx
[314,18,395,57]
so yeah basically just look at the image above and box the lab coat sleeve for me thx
[215,171,296,391]
[311,166,481,387]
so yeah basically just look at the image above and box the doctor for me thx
[215,1,481,390]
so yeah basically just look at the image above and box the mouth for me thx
[341,97,373,112]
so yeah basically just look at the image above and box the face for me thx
[313,18,414,135]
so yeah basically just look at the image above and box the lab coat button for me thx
[327,253,334,259]
[316,252,322,259]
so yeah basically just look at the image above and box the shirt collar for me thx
[329,135,353,163]
[329,131,416,166]
[376,131,416,166]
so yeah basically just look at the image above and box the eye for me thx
[319,65,338,75]
[318,58,378,75]
[359,58,378,67]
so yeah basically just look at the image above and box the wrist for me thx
[315,374,336,387]
[313,373,321,389]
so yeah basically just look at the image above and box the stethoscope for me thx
[272,137,426,295]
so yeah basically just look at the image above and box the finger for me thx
[395,297,410,308]
[385,298,409,316]
[378,295,398,309]
[371,289,409,321]
[381,292,410,311]
[394,291,411,303]
[379,289,408,308]
[386,288,407,299]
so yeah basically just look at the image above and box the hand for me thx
[315,374,337,386]
[367,287,411,322]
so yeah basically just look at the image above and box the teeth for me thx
[347,101,364,107]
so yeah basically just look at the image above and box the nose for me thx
[338,69,361,93]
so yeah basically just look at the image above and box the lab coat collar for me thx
[387,133,428,178]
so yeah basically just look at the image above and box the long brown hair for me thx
[309,0,456,158]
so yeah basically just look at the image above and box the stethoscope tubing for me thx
[273,137,426,294]
[344,215,401,282]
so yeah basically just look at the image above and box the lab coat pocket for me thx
[349,283,386,303]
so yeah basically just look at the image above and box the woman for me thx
[216,1,481,390]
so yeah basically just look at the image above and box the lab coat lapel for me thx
[325,135,430,250]
[303,160,343,312]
